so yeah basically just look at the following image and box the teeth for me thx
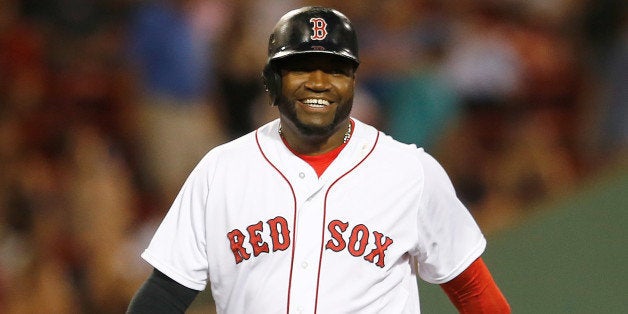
[302,99,330,107]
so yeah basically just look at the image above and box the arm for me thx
[127,268,200,314]
[440,258,510,313]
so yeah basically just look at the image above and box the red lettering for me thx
[364,231,393,268]
[229,217,395,268]
[267,216,290,251]
[309,18,328,40]
[227,229,250,264]
[348,224,369,257]
[247,221,269,256]
[325,220,348,251]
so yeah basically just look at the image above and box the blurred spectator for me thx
[579,0,628,163]
[214,0,305,139]
[437,2,525,210]
[126,0,226,208]
[598,23,627,158]
[213,1,265,139]
[439,1,588,231]
[374,0,461,149]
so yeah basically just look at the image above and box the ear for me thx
[262,63,281,106]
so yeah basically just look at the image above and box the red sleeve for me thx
[440,257,511,313]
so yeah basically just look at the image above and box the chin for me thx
[294,119,336,137]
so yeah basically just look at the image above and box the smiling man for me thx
[127,6,510,313]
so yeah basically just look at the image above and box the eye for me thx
[329,67,352,77]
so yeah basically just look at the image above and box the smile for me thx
[301,98,331,108]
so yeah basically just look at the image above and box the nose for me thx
[304,70,331,91]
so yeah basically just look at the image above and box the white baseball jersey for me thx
[141,118,486,313]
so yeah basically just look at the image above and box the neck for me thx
[279,119,352,155]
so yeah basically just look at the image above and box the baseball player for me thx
[127,6,510,313]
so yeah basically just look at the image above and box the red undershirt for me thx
[290,141,347,177]
[441,258,511,313]
[281,120,353,177]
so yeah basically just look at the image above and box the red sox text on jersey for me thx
[227,217,394,268]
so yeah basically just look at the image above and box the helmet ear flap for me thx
[262,63,281,106]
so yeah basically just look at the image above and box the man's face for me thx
[276,54,356,138]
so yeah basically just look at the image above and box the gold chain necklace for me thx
[279,122,352,144]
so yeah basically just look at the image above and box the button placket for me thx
[289,181,326,313]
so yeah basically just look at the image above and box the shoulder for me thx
[350,119,448,182]
[364,119,457,192]
[205,120,280,158]
[194,120,280,170]
[357,120,435,167]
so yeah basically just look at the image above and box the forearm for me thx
[127,269,200,314]
[440,258,510,313]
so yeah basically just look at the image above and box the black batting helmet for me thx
[262,6,360,105]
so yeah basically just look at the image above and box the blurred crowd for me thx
[0,0,625,312]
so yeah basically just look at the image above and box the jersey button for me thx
[299,172,305,178]
[301,261,308,269]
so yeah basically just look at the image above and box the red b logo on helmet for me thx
[310,18,327,40]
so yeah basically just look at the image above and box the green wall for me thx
[419,166,628,313]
